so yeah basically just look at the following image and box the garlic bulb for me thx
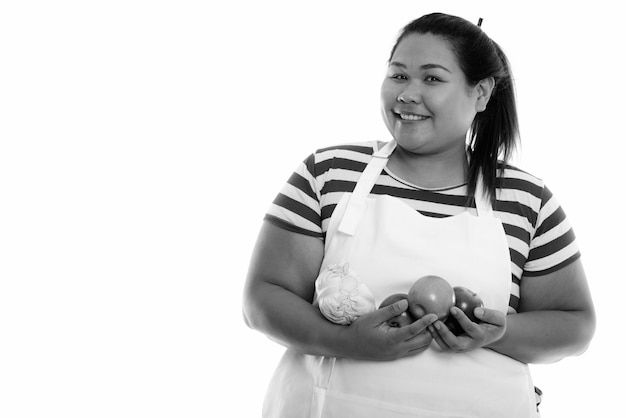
[315,263,376,325]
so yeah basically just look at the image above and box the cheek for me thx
[380,102,395,130]
[431,94,468,118]
[437,99,477,131]
[453,97,479,125]
[380,82,398,107]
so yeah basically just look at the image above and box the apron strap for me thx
[338,140,396,235]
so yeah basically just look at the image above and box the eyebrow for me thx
[389,61,452,73]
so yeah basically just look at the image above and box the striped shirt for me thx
[265,141,580,313]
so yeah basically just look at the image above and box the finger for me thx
[406,333,433,353]
[436,320,459,342]
[401,313,438,340]
[429,322,453,351]
[449,307,480,334]
[474,307,506,327]
[376,299,409,323]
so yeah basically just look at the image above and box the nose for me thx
[397,85,422,104]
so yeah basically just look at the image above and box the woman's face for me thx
[381,33,481,156]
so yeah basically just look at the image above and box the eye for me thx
[390,73,408,81]
[425,75,443,83]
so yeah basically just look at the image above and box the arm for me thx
[427,259,595,363]
[487,258,596,363]
[242,221,437,361]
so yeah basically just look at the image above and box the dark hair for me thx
[389,12,519,205]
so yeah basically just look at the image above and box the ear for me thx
[475,77,496,112]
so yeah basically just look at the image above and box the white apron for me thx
[263,140,538,418]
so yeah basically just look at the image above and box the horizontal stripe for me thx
[510,249,526,274]
[317,143,375,155]
[508,293,520,313]
[535,204,567,238]
[510,264,524,283]
[497,177,544,200]
[321,179,359,195]
[321,203,338,223]
[523,252,581,277]
[272,193,321,228]
[503,223,531,246]
[264,214,323,239]
[281,182,320,216]
[511,276,521,288]
[528,227,577,262]
[494,199,538,225]
[287,171,317,202]
[373,181,469,207]
[526,239,580,275]
[415,210,452,219]
[316,157,368,176]
[539,186,553,210]
[266,204,322,236]
[304,153,316,178]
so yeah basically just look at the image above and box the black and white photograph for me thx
[1,1,623,417]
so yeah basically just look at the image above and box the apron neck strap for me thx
[338,141,396,235]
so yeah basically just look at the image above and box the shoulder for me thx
[493,162,551,233]
[314,140,381,155]
[312,140,380,162]
[497,162,545,198]
[306,140,382,177]
[496,162,549,212]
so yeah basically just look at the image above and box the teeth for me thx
[399,113,428,121]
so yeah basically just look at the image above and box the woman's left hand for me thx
[429,306,506,353]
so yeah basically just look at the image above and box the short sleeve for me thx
[264,153,324,238]
[523,186,581,276]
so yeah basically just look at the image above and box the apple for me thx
[379,293,414,328]
[407,275,455,321]
[444,286,484,336]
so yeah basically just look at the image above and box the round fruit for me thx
[444,316,464,336]
[444,286,484,336]
[454,286,484,322]
[379,293,414,328]
[407,275,455,321]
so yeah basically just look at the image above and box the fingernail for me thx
[475,307,484,317]
[394,299,408,311]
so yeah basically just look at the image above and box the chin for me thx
[393,134,431,154]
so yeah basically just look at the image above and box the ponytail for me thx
[467,41,519,205]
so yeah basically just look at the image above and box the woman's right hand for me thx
[343,299,438,361]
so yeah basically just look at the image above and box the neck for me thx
[387,145,468,189]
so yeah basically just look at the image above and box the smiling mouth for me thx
[395,112,430,121]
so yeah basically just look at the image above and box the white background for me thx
[1,1,623,417]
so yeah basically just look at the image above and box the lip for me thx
[393,110,430,121]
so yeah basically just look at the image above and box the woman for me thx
[243,12,595,417]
